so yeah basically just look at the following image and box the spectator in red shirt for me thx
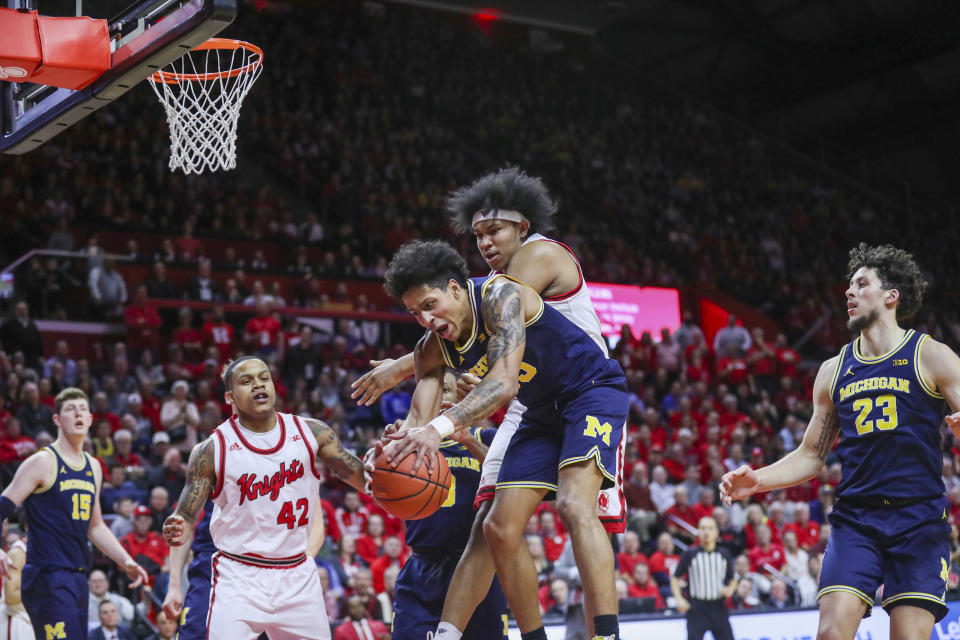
[662,443,687,483]
[111,427,143,472]
[627,563,664,609]
[124,285,162,359]
[785,502,820,550]
[369,536,407,595]
[356,514,386,566]
[0,416,36,465]
[616,531,647,585]
[539,510,567,563]
[174,221,204,262]
[202,305,235,362]
[743,504,765,550]
[717,353,749,386]
[665,486,699,539]
[774,333,800,378]
[172,307,205,363]
[648,532,680,586]
[766,501,786,545]
[335,489,370,540]
[244,301,283,360]
[774,376,804,414]
[746,327,778,396]
[120,506,169,584]
[691,487,717,525]
[333,595,390,640]
[623,462,657,534]
[319,498,341,545]
[747,524,785,575]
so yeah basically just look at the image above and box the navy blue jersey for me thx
[23,445,96,571]
[830,330,946,500]
[437,276,625,425]
[404,428,495,550]
[188,499,217,577]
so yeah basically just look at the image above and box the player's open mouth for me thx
[847,302,857,314]
[438,324,451,339]
[253,392,269,403]
[483,252,498,263]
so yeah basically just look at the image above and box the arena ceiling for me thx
[390,0,960,209]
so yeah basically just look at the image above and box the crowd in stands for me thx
[2,0,960,637]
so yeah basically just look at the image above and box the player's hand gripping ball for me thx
[371,445,451,519]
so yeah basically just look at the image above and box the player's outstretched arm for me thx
[305,418,367,493]
[0,451,59,576]
[721,355,841,505]
[920,338,960,436]
[87,460,150,588]
[351,352,415,406]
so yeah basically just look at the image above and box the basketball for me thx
[371,448,451,520]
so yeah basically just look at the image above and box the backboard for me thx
[1,0,236,154]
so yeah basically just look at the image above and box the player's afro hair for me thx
[446,167,558,235]
[847,243,927,319]
[384,240,469,299]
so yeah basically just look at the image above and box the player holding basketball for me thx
[721,244,960,640]
[0,388,149,640]
[386,370,507,639]
[354,168,625,639]
[161,356,367,639]
[382,239,628,640]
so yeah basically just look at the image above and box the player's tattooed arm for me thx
[305,418,366,492]
[813,406,840,461]
[174,438,217,523]
[445,279,525,429]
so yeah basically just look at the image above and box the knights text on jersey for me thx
[209,413,322,559]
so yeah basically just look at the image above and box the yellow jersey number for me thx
[71,493,91,521]
[441,476,457,508]
[851,394,898,435]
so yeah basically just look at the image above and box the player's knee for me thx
[555,491,593,533]
[482,512,519,551]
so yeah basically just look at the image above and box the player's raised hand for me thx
[123,559,150,588]
[947,412,960,436]
[381,419,405,443]
[456,373,481,401]
[719,465,760,506]
[385,426,440,474]
[351,359,401,406]
[162,513,188,546]
[162,584,184,621]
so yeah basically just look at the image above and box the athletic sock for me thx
[520,627,548,640]
[433,622,463,640]
[593,614,619,639]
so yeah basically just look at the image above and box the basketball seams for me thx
[371,450,451,519]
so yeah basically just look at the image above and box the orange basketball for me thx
[372,448,451,520]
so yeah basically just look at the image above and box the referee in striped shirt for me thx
[671,517,737,640]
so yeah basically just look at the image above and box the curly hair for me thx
[446,167,558,235]
[384,240,469,299]
[847,243,927,319]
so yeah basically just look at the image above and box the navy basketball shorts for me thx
[178,563,213,640]
[21,565,88,640]
[497,384,627,497]
[392,553,507,640]
[818,495,951,621]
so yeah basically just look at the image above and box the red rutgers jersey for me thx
[209,412,322,561]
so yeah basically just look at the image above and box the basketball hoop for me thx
[149,38,263,174]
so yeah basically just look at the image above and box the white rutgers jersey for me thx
[209,412,322,559]
[522,233,607,356]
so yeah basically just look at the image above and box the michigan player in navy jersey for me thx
[353,168,624,640]
[0,388,149,640]
[386,370,507,640]
[380,240,627,640]
[721,244,960,640]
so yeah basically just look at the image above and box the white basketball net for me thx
[149,40,263,174]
